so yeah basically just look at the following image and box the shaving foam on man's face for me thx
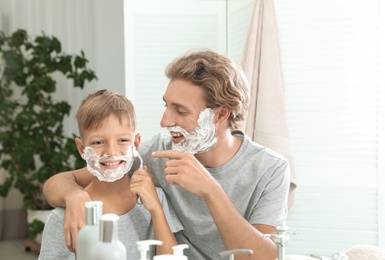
[167,108,218,154]
[81,146,139,182]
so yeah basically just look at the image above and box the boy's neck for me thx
[85,176,136,216]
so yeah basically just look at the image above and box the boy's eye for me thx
[91,140,103,146]
[119,139,131,143]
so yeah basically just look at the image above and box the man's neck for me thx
[195,129,243,168]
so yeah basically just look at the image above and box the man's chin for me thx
[171,136,185,144]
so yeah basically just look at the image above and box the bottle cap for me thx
[219,249,253,260]
[85,201,103,226]
[99,213,119,242]
[172,244,189,256]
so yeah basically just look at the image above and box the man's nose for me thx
[160,108,174,128]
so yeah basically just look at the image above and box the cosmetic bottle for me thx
[136,240,163,260]
[89,214,126,260]
[152,244,189,260]
[76,201,103,260]
[219,249,253,260]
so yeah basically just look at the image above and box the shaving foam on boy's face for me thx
[167,108,218,154]
[81,146,139,182]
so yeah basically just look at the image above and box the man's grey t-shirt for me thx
[38,187,183,260]
[139,132,290,260]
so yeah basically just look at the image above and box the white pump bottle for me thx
[89,214,126,260]
[136,240,163,260]
[152,244,189,260]
[76,201,103,260]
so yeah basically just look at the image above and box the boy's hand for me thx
[63,189,91,252]
[130,166,162,213]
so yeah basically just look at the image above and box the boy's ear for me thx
[75,137,85,156]
[134,133,141,150]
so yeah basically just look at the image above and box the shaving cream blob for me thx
[81,146,139,182]
[167,108,217,154]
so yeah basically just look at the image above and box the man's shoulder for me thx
[236,131,289,166]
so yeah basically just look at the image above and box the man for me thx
[43,49,290,259]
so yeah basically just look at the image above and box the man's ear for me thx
[134,133,141,150]
[215,106,231,123]
[75,137,85,156]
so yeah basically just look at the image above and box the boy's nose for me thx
[104,144,119,157]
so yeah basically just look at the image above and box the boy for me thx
[39,89,183,259]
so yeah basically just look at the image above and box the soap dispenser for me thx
[89,214,126,260]
[152,244,189,260]
[219,249,253,260]
[172,244,189,260]
[136,240,163,260]
[76,201,103,260]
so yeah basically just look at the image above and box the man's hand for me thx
[63,189,91,252]
[152,150,220,198]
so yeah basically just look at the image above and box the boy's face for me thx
[160,78,212,147]
[76,114,139,173]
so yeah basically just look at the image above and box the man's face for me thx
[160,78,207,145]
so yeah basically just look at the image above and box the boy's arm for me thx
[42,168,93,252]
[151,206,177,255]
[130,167,177,254]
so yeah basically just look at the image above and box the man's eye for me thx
[177,110,187,115]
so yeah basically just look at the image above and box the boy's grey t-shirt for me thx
[139,132,290,260]
[38,187,183,260]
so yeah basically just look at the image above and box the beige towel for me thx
[241,0,297,210]
[345,245,385,260]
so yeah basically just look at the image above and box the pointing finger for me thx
[152,150,185,159]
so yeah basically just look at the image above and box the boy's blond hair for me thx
[76,89,136,137]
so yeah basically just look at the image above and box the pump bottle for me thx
[152,244,189,260]
[219,249,253,260]
[76,201,103,260]
[136,240,163,260]
[89,214,126,260]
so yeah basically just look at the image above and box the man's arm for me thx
[204,184,277,259]
[42,168,93,252]
[153,150,281,260]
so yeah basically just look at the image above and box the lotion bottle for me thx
[152,244,189,260]
[89,214,126,260]
[136,240,163,260]
[219,249,253,260]
[76,201,103,260]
